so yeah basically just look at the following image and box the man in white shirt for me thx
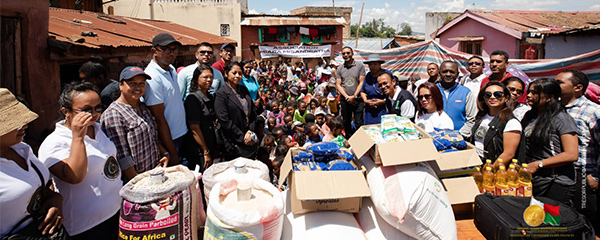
[177,42,223,99]
[377,72,417,120]
[460,56,486,97]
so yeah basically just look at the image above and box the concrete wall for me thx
[241,25,344,60]
[104,0,243,57]
[545,33,600,59]
[1,0,61,148]
[439,18,518,58]
[425,12,461,41]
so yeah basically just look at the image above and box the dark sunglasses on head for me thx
[468,62,482,66]
[417,94,432,100]
[507,87,524,95]
[484,91,504,99]
[198,50,213,55]
[73,105,103,114]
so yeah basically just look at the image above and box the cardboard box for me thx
[279,148,371,214]
[349,124,440,166]
[431,142,482,175]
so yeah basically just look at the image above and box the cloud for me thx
[385,3,390,8]
[268,8,288,15]
[248,8,259,14]
[490,0,560,10]
[590,4,600,10]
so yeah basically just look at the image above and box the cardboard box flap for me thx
[442,177,480,205]
[436,142,482,171]
[347,126,375,158]
[279,148,295,187]
[377,140,440,166]
[293,171,371,200]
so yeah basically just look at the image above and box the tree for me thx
[350,18,397,38]
[399,22,412,36]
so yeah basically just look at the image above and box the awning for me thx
[448,36,485,41]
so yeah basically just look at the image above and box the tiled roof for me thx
[49,7,235,48]
[241,15,345,26]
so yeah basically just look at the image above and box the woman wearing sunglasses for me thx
[471,82,522,162]
[520,78,578,203]
[39,81,122,240]
[504,77,530,121]
[414,82,454,132]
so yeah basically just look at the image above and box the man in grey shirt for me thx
[336,46,366,138]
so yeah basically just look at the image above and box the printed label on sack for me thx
[119,189,192,240]
[204,215,253,240]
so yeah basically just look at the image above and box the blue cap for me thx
[119,66,151,82]
[220,43,235,50]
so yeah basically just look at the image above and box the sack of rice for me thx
[202,158,269,203]
[119,166,199,240]
[359,156,457,240]
[204,178,283,240]
[356,197,417,240]
[280,190,367,240]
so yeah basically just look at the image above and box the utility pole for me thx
[148,0,154,20]
[355,2,364,49]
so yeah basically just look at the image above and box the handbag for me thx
[532,174,576,205]
[1,162,70,240]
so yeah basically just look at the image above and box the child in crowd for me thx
[283,114,294,135]
[304,122,323,147]
[271,156,286,190]
[265,117,277,133]
[317,97,331,115]
[320,114,333,136]
[315,110,326,127]
[304,113,315,124]
[293,101,308,123]
[293,131,306,148]
[323,117,348,147]
[268,100,285,126]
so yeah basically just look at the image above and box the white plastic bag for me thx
[359,156,457,240]
[204,178,283,240]
[280,190,367,240]
[202,158,269,203]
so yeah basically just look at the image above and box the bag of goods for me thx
[119,166,199,240]
[203,158,269,203]
[291,146,357,171]
[280,190,367,240]
[356,198,417,240]
[359,156,457,240]
[430,129,467,152]
[364,126,386,143]
[204,178,284,240]
[306,141,340,160]
[395,116,420,140]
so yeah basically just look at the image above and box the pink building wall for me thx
[439,18,518,58]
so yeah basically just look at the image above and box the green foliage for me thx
[399,22,412,36]
[350,18,400,38]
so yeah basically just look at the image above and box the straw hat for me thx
[0,88,38,136]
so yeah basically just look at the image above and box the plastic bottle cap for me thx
[509,165,515,169]
[522,163,528,168]
[499,166,506,170]
[486,167,492,171]
[476,167,481,171]
[498,159,503,163]
[486,159,492,163]
[512,159,518,163]
[234,160,248,174]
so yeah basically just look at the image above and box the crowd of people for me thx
[1,32,599,238]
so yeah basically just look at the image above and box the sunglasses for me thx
[468,62,482,66]
[490,59,504,63]
[484,91,504,99]
[417,94,432,100]
[197,50,213,55]
[159,46,179,54]
[507,87,524,95]
[73,104,104,114]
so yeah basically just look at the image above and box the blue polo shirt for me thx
[143,60,188,139]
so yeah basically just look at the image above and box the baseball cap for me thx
[220,43,235,50]
[120,66,151,82]
[327,78,336,87]
[152,33,182,48]
[393,72,409,81]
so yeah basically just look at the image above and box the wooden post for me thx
[355,2,364,49]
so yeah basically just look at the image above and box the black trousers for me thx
[340,98,364,138]
[71,212,119,240]
[574,167,599,236]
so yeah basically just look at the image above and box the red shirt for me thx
[480,72,526,103]
[212,60,226,76]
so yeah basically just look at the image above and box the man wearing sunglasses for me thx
[377,72,417,120]
[556,69,600,235]
[459,56,485,97]
[143,33,186,166]
[437,61,477,138]
[178,42,224,99]
[212,43,235,76]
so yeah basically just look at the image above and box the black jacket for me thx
[385,88,417,120]
[470,114,516,161]
[214,83,256,145]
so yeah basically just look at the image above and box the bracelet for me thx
[161,152,170,158]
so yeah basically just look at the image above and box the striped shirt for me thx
[565,96,600,174]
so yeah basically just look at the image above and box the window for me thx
[461,41,482,56]
[259,28,289,43]
[220,24,230,36]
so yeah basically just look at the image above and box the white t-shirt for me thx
[474,114,522,157]
[513,103,531,121]
[38,121,122,235]
[0,142,51,237]
[415,111,454,133]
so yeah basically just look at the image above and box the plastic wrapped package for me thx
[119,166,199,240]
[204,178,284,240]
[280,190,367,240]
[359,156,457,240]
[202,158,269,203]
[356,198,417,240]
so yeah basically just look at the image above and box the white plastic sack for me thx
[204,178,283,240]
[356,197,417,240]
[359,156,457,240]
[280,190,367,240]
[202,158,269,203]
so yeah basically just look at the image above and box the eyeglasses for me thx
[417,94,432,100]
[197,50,213,55]
[483,91,504,99]
[159,46,179,54]
[490,59,504,63]
[468,62,482,66]
[507,87,524,95]
[73,104,104,114]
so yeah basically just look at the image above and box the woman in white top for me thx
[471,82,522,163]
[414,82,454,132]
[505,77,530,121]
[0,88,64,237]
[39,82,122,240]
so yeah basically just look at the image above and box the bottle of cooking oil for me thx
[495,166,509,196]
[507,164,519,197]
[510,159,521,171]
[482,167,495,194]
[493,158,504,173]
[472,167,483,193]
[518,163,533,197]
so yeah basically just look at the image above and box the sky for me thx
[247,0,600,34]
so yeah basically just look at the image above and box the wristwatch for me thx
[538,160,544,169]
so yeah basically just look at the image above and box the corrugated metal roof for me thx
[49,7,235,48]
[469,10,600,34]
[241,15,345,26]
[344,38,397,51]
